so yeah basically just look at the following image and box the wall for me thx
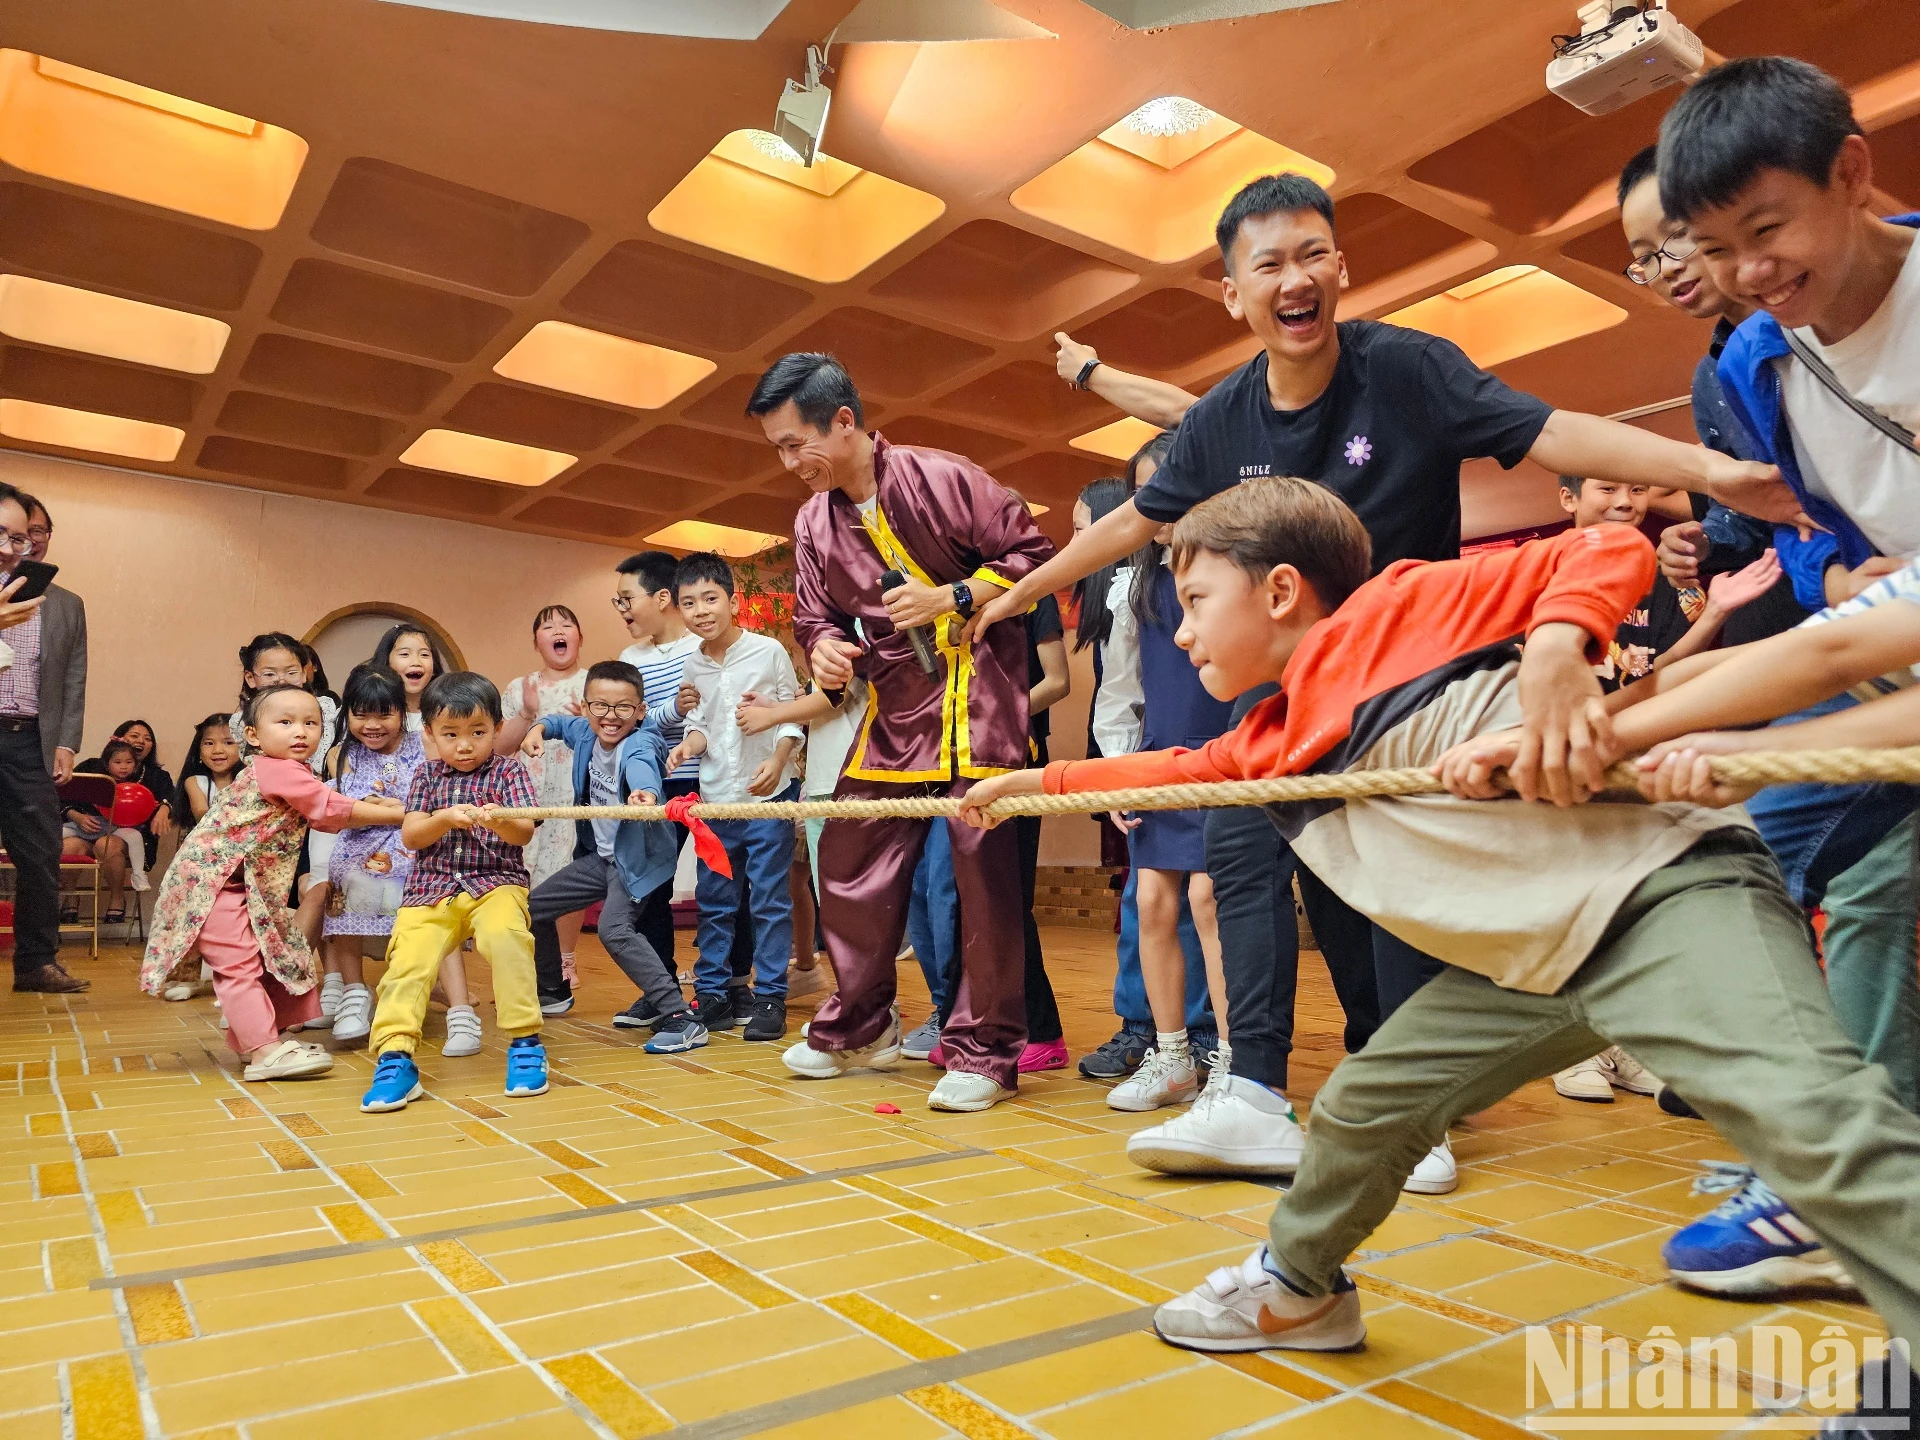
[0,452,637,777]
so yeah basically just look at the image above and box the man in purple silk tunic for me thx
[749,353,1055,1112]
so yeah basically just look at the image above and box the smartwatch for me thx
[1074,357,1101,391]
[951,581,975,620]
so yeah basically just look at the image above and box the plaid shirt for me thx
[0,605,41,717]
[399,755,536,907]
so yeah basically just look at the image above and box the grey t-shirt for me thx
[588,741,620,859]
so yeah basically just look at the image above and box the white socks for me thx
[1157,1030,1192,1069]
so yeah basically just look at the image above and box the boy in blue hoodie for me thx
[1652,54,1920,1312]
[495,659,705,1053]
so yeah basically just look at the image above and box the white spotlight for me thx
[773,44,832,167]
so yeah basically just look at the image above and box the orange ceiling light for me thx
[645,519,785,557]
[399,429,574,487]
[0,274,230,374]
[1071,416,1164,462]
[1026,500,1050,517]
[1383,265,1628,368]
[1012,99,1334,265]
[0,50,308,229]
[649,129,945,285]
[0,398,183,462]
[494,321,715,410]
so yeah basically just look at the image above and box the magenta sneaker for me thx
[1018,1039,1068,1073]
[926,1041,949,1070]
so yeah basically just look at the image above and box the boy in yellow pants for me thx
[361,672,542,1112]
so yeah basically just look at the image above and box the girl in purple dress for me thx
[315,665,426,1047]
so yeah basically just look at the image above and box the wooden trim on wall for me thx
[302,601,467,672]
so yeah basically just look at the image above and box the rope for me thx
[489,746,1920,823]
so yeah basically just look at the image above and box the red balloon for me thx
[108,783,157,828]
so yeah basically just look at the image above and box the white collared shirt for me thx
[683,629,805,804]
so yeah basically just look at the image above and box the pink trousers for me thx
[199,888,319,1054]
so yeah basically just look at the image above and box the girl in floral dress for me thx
[507,606,587,982]
[313,666,429,1048]
[143,686,402,1081]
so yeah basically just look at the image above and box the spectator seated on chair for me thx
[62,739,152,923]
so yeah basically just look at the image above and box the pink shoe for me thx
[1018,1038,1068,1074]
[927,1042,949,1070]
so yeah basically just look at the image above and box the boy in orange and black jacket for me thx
[962,477,1920,1406]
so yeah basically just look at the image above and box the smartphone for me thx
[5,560,57,603]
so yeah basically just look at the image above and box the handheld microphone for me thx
[878,568,938,676]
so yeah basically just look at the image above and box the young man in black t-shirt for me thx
[970,173,1804,1187]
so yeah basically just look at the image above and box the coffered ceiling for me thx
[0,0,1916,551]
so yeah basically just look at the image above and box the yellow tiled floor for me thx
[0,930,1873,1438]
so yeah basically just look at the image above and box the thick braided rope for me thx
[488,746,1920,823]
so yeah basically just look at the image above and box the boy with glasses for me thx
[494,660,700,1046]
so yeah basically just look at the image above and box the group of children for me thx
[139,549,819,1110]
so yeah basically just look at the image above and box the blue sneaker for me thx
[360,1050,423,1113]
[644,1012,709,1055]
[504,1036,548,1097]
[1662,1163,1854,1295]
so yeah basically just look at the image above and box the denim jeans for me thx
[907,818,960,1018]
[1112,841,1213,1033]
[1744,694,1920,1113]
[692,783,797,1000]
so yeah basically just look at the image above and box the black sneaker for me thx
[691,991,735,1031]
[743,996,787,1042]
[611,997,661,1030]
[1820,1358,1916,1436]
[1079,1024,1152,1080]
[1657,1085,1702,1119]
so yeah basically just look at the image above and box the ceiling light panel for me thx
[645,519,785,557]
[0,397,183,461]
[650,131,944,285]
[1012,105,1333,264]
[495,321,716,411]
[374,1,794,39]
[0,51,307,230]
[1071,416,1164,462]
[0,274,229,374]
[1384,266,1626,368]
[399,428,574,486]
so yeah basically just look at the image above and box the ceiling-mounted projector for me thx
[1546,1,1703,115]
[774,44,832,166]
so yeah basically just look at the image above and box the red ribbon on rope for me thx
[663,793,732,879]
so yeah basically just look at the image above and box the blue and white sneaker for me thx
[504,1036,549,1097]
[360,1050,423,1113]
[1663,1163,1855,1295]
[644,1013,709,1055]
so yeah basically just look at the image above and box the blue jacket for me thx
[1716,212,1920,611]
[539,713,676,903]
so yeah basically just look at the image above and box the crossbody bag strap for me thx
[1781,327,1920,455]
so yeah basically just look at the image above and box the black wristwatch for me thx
[1074,357,1101,391]
[951,581,975,620]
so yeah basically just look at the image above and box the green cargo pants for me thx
[1267,829,1920,1354]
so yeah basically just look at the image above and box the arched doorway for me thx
[302,602,465,688]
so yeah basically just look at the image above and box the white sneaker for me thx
[1403,1138,1458,1195]
[1604,1046,1661,1096]
[1554,1046,1662,1101]
[787,963,831,1002]
[783,1009,902,1078]
[928,1070,1015,1112]
[1553,1052,1615,1102]
[242,1039,333,1083]
[1128,1071,1305,1176]
[304,971,344,1030]
[1106,1045,1199,1113]
[1153,1248,1365,1353]
[442,1005,483,1058]
[331,984,373,1045]
[162,982,194,1002]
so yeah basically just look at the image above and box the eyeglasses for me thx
[611,594,634,613]
[0,532,32,554]
[1625,234,1698,285]
[26,526,50,543]
[585,701,641,719]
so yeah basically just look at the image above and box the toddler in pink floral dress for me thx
[143,687,403,1081]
